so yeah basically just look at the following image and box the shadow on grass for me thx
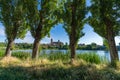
[0,63,120,80]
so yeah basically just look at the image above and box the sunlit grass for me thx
[0,57,120,80]
[0,51,120,80]
[77,53,108,64]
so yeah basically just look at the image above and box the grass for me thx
[0,57,120,80]
[0,50,106,64]
[77,53,108,64]
[12,52,31,59]
[40,51,70,61]
[0,50,120,80]
[0,50,5,57]
[40,52,106,64]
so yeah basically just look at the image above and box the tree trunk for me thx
[5,39,14,57]
[70,38,76,60]
[70,3,77,63]
[32,38,40,59]
[32,21,42,59]
[106,24,119,63]
[70,33,76,64]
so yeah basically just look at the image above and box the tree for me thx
[0,0,28,57]
[103,38,109,50]
[25,0,58,59]
[91,43,97,50]
[89,0,120,64]
[59,0,87,62]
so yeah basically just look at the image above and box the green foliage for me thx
[60,0,87,43]
[89,0,120,38]
[0,0,28,40]
[103,38,109,50]
[15,43,32,49]
[25,0,59,39]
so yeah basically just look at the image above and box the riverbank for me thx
[0,57,120,80]
[0,51,120,80]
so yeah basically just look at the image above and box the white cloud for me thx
[115,37,120,45]
[15,36,34,43]
[41,37,51,44]
[15,31,51,44]
[15,31,34,43]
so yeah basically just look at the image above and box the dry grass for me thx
[0,57,21,66]
[0,57,120,80]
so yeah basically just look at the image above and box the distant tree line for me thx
[2,42,120,51]
[0,0,120,65]
[15,43,32,49]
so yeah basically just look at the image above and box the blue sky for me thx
[0,23,120,45]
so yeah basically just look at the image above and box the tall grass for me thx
[0,56,120,80]
[40,51,103,64]
[40,51,70,61]
[12,52,31,59]
[0,49,106,64]
[0,50,5,57]
[77,53,104,64]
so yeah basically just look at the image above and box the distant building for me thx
[50,38,64,48]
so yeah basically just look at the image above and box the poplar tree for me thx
[0,0,28,56]
[25,0,58,59]
[89,0,120,64]
[59,0,87,62]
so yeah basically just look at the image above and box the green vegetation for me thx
[40,52,106,64]
[77,53,102,64]
[15,43,32,49]
[40,52,70,61]
[12,52,31,59]
[0,50,5,57]
[0,56,120,80]
[0,50,106,64]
